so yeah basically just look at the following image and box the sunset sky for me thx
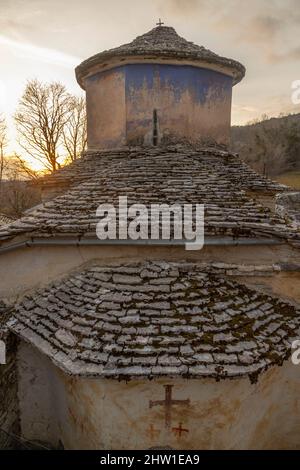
[1,0,300,164]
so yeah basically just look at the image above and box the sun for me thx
[24,157,48,172]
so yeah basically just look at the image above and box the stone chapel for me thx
[0,25,300,450]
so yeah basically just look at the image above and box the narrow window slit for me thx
[153,109,158,146]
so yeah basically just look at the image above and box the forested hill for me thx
[231,113,300,177]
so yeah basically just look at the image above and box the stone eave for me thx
[0,235,285,255]
[7,323,294,382]
[76,53,245,89]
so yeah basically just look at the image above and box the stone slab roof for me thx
[276,192,300,226]
[0,147,297,247]
[8,261,300,380]
[0,148,300,245]
[0,214,14,227]
[76,26,245,88]
[38,147,288,194]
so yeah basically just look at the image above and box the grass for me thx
[274,171,300,190]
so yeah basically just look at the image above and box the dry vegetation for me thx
[274,171,300,190]
[231,113,300,177]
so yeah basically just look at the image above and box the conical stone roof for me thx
[76,25,245,88]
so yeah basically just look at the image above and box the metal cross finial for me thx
[156,18,164,27]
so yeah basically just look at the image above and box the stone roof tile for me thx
[38,147,287,194]
[0,147,297,246]
[0,213,14,227]
[8,261,300,381]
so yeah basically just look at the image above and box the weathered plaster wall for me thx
[18,342,300,450]
[85,63,232,149]
[17,341,62,447]
[0,333,20,448]
[125,64,232,147]
[1,243,300,302]
[86,67,126,149]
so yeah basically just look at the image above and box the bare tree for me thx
[15,80,72,172]
[0,114,8,192]
[13,153,40,181]
[63,96,87,161]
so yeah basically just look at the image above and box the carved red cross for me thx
[147,423,160,439]
[172,422,189,438]
[149,384,190,429]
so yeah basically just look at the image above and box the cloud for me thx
[0,34,81,68]
[160,0,208,13]
[0,1,43,36]
[0,80,7,113]
[268,46,300,64]
[238,16,283,43]
[156,0,217,20]
[233,104,258,113]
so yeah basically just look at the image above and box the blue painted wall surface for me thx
[125,64,233,146]
[85,63,233,149]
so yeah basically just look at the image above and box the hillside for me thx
[231,113,300,177]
